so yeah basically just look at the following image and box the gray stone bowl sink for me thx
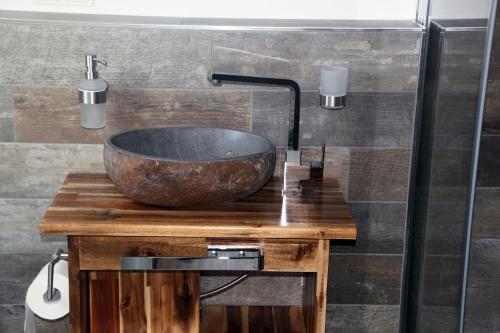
[104,127,276,207]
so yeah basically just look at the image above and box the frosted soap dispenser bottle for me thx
[78,54,108,129]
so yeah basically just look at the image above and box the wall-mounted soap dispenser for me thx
[78,54,108,129]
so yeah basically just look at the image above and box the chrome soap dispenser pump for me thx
[78,54,108,129]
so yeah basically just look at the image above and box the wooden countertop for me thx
[40,173,356,240]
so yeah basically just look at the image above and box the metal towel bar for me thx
[121,247,263,271]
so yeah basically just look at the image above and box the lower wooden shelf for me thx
[88,271,309,333]
[201,306,306,333]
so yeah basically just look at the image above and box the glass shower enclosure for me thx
[403,0,499,332]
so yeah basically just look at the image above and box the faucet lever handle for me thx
[308,140,326,179]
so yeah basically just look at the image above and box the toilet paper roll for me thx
[26,260,69,320]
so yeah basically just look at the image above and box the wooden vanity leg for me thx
[315,239,330,332]
[68,236,89,333]
[303,239,330,333]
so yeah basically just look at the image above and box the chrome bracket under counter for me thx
[120,246,264,271]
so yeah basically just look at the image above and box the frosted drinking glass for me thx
[319,66,349,96]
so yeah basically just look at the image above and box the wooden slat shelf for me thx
[40,173,356,240]
[201,306,306,333]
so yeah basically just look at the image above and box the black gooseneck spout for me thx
[208,73,301,151]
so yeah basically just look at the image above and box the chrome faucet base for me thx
[283,144,325,193]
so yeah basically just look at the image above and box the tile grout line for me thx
[326,303,401,307]
[0,196,409,205]
[5,83,421,95]
[329,253,404,257]
[346,200,407,204]
[0,142,414,150]
[0,251,55,254]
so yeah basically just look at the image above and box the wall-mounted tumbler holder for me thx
[319,94,347,110]
[43,249,68,303]
[319,66,349,110]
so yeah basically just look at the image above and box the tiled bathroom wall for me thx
[0,13,423,332]
[465,5,500,332]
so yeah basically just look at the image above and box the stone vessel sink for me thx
[104,127,276,207]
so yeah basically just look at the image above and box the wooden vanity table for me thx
[40,173,356,333]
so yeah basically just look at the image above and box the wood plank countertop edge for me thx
[40,173,357,240]
[39,221,357,240]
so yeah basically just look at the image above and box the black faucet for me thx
[208,73,301,152]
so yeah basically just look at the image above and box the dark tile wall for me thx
[326,305,400,333]
[0,16,423,332]
[407,20,486,333]
[251,91,416,148]
[465,5,500,332]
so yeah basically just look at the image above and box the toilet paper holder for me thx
[43,249,68,303]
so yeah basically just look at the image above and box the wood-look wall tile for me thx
[332,203,407,254]
[464,239,500,333]
[464,14,500,331]
[472,188,500,239]
[0,143,104,173]
[201,273,303,306]
[433,92,479,149]
[0,170,69,199]
[0,199,65,252]
[487,16,500,82]
[302,147,350,195]
[429,148,474,188]
[0,85,15,142]
[13,85,251,144]
[0,143,104,198]
[251,91,416,148]
[13,85,101,144]
[477,136,500,187]
[483,80,500,135]
[0,253,52,304]
[439,30,486,93]
[424,201,467,256]
[0,23,211,88]
[105,88,251,135]
[348,149,411,201]
[421,255,461,307]
[428,185,469,204]
[213,31,422,92]
[328,254,402,305]
[420,306,459,333]
[326,305,400,333]
[0,304,68,333]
